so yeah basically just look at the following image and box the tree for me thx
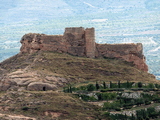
[118,80,121,88]
[155,83,159,88]
[110,81,112,88]
[127,80,129,88]
[87,84,95,91]
[103,81,106,89]
[136,98,144,106]
[148,83,154,88]
[131,113,135,120]
[95,81,100,90]
[69,86,72,93]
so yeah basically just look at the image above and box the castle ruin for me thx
[20,27,148,72]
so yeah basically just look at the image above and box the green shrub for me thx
[113,88,124,91]
[147,83,155,88]
[79,86,87,91]
[121,81,134,88]
[78,94,97,102]
[103,101,121,111]
[96,92,117,101]
[102,112,110,118]
[124,106,132,109]
[155,83,160,88]
[145,100,151,105]
[115,107,121,111]
[100,89,114,92]
[110,113,128,120]
[135,98,144,106]
[86,84,96,91]
[143,89,150,92]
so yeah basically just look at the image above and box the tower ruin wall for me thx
[85,28,95,58]
[20,27,148,72]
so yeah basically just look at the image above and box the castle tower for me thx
[63,27,86,56]
[85,28,95,58]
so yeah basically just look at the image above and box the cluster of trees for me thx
[63,81,160,93]
[103,93,160,111]
[63,82,103,93]
[136,107,160,119]
[63,82,160,119]
[106,107,160,120]
[109,81,134,88]
[96,92,117,101]
[63,82,160,105]
[74,90,160,105]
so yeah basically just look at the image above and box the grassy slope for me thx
[0,91,101,120]
[0,51,159,119]
[0,51,158,84]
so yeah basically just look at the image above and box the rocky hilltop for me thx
[20,27,148,71]
[0,27,157,92]
[0,27,159,120]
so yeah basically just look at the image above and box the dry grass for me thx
[0,91,101,120]
[0,51,158,86]
[31,52,158,84]
[0,51,159,119]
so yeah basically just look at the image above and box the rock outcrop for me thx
[0,69,68,91]
[27,82,56,91]
[20,27,148,71]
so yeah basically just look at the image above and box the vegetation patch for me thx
[64,81,160,120]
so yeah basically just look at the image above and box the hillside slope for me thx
[0,91,101,120]
[0,51,158,91]
[0,51,159,120]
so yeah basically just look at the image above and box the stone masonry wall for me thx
[96,43,148,71]
[63,27,86,56]
[20,27,148,72]
[85,28,95,58]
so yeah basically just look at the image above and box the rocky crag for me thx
[20,27,148,71]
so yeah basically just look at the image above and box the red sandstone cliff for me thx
[20,27,148,72]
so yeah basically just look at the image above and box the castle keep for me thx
[20,27,148,72]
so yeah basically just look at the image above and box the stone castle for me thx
[20,27,148,71]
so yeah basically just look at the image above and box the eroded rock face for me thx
[0,70,68,91]
[27,82,57,91]
[0,79,17,91]
[20,27,148,72]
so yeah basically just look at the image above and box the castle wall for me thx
[20,34,65,53]
[20,27,148,72]
[41,35,65,52]
[63,27,86,56]
[85,28,95,58]
[96,43,143,58]
[96,43,148,71]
